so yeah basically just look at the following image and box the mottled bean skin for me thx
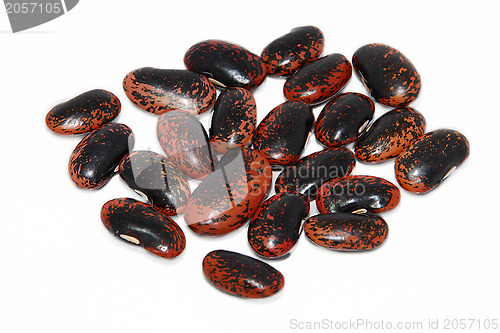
[395,129,470,194]
[69,123,134,189]
[101,198,186,258]
[316,175,400,214]
[118,151,191,216]
[253,101,314,167]
[46,89,121,135]
[304,213,388,251]
[315,92,375,147]
[248,192,310,258]
[123,68,216,115]
[184,40,266,90]
[353,43,421,107]
[203,250,284,298]
[261,26,324,76]
[283,53,352,105]
[355,107,426,163]
[210,88,256,154]
[275,147,356,200]
[184,148,272,236]
[157,110,215,180]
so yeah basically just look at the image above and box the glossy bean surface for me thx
[304,213,388,251]
[284,53,352,105]
[275,147,356,200]
[316,175,400,214]
[119,151,191,215]
[261,25,324,76]
[69,123,134,189]
[315,92,375,147]
[210,88,256,154]
[248,192,309,258]
[203,250,284,298]
[184,148,272,236]
[46,89,121,135]
[123,68,216,115]
[355,107,426,163]
[184,40,266,90]
[157,110,215,180]
[101,198,186,258]
[253,101,314,166]
[395,129,470,193]
[353,43,421,107]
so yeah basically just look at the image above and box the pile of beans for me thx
[45,26,470,299]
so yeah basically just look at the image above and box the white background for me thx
[1,1,499,332]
